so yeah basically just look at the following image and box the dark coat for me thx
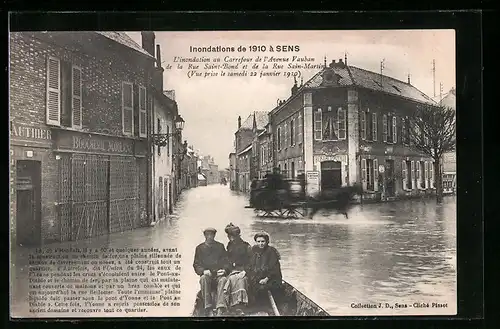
[248,245,283,288]
[193,241,230,276]
[227,237,252,270]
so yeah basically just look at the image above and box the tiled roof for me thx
[299,64,435,104]
[95,32,155,59]
[239,111,269,130]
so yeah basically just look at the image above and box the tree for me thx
[408,103,456,203]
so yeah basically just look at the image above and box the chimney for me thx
[291,77,298,95]
[141,32,155,57]
[329,60,336,68]
[407,74,411,84]
[156,44,162,68]
[338,58,344,66]
[238,116,241,129]
[154,44,164,91]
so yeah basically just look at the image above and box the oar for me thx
[267,290,280,316]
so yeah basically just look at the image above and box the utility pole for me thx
[432,59,436,97]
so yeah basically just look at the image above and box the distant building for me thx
[228,152,237,190]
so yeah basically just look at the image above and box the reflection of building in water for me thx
[234,58,440,202]
[10,31,155,246]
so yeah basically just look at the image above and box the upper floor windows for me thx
[314,106,347,141]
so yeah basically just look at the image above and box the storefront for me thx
[52,129,148,242]
[10,121,56,246]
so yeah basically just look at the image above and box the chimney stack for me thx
[291,77,298,95]
[407,74,411,84]
[141,32,155,57]
[329,60,336,68]
[238,116,241,129]
[338,58,344,66]
[156,44,162,68]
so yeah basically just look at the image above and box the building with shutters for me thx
[267,58,437,201]
[9,31,155,246]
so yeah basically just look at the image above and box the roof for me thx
[238,111,269,131]
[434,91,456,110]
[271,62,436,116]
[96,32,155,59]
[237,144,252,156]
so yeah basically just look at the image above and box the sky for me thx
[127,30,455,168]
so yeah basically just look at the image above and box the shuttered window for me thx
[429,162,434,188]
[122,82,134,135]
[373,158,379,191]
[138,86,147,137]
[416,161,421,188]
[71,66,83,128]
[290,119,294,146]
[402,160,407,190]
[372,113,378,141]
[314,108,322,140]
[297,113,303,143]
[392,116,397,143]
[360,111,366,140]
[277,127,282,150]
[46,57,61,125]
[361,159,367,191]
[410,161,415,190]
[338,107,346,140]
[424,161,429,189]
[382,114,388,142]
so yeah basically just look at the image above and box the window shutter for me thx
[416,161,421,188]
[71,65,82,128]
[382,114,387,142]
[424,161,429,189]
[298,113,303,143]
[360,111,366,140]
[430,162,434,188]
[410,161,415,190]
[314,109,322,140]
[392,116,397,144]
[138,86,147,137]
[372,113,377,141]
[361,159,367,191]
[338,108,346,140]
[122,82,134,135]
[402,160,407,191]
[373,158,379,192]
[46,57,61,125]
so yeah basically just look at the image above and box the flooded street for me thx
[11,184,457,317]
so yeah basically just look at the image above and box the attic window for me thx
[392,85,401,93]
[372,79,383,88]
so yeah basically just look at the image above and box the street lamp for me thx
[152,115,185,148]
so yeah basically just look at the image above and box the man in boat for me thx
[248,231,284,313]
[193,227,230,316]
[223,223,252,314]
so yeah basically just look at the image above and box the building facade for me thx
[10,31,155,246]
[268,59,436,201]
[435,88,456,194]
[228,152,237,190]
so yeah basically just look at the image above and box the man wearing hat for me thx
[193,227,230,316]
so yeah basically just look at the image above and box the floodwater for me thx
[11,184,457,317]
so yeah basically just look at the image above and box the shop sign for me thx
[10,121,52,140]
[306,171,320,196]
[55,130,135,155]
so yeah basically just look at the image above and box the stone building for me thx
[9,32,154,245]
[268,58,437,201]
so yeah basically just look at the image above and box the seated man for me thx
[193,227,230,316]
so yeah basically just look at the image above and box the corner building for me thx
[270,59,436,201]
[9,32,155,246]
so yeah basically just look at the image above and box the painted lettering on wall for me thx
[72,136,133,154]
[10,122,52,140]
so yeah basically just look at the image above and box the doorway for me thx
[385,159,395,197]
[16,160,42,246]
[321,161,342,190]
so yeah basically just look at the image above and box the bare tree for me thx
[407,103,456,203]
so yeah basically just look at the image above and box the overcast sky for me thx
[127,30,455,168]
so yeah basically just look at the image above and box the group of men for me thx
[193,224,283,316]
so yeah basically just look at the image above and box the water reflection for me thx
[11,185,456,317]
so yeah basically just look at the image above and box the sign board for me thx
[54,130,136,155]
[306,171,320,196]
[378,165,385,173]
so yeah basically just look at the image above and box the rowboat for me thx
[191,280,330,317]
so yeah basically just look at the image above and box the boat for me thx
[191,279,330,317]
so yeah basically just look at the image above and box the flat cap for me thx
[203,227,217,234]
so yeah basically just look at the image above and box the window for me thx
[277,127,282,150]
[284,122,288,148]
[361,158,378,191]
[314,108,322,140]
[122,82,134,135]
[322,106,338,140]
[363,110,375,141]
[429,162,434,188]
[166,125,170,157]
[419,161,426,189]
[297,113,303,143]
[372,112,377,141]
[291,162,295,179]
[402,160,414,190]
[337,107,346,139]
[383,114,388,142]
[384,114,397,143]
[157,119,161,156]
[290,119,294,146]
[138,86,147,137]
[360,111,366,140]
[46,57,84,128]
[402,117,410,145]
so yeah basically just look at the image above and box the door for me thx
[16,160,41,246]
[385,160,395,197]
[320,161,342,190]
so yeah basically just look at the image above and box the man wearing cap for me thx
[193,227,230,316]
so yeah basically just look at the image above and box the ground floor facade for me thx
[10,125,150,246]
